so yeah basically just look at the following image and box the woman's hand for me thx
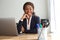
[21,26,25,33]
[21,14,29,20]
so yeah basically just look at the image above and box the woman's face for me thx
[24,5,34,16]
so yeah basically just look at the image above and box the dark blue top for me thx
[17,15,40,33]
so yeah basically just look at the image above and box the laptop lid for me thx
[0,18,18,36]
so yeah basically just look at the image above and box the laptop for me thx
[0,18,18,36]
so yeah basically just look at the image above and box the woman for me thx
[17,2,40,34]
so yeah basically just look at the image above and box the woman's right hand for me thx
[21,14,29,20]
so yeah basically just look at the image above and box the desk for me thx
[0,34,38,40]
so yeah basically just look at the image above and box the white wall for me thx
[51,0,60,40]
[47,0,56,33]
[0,0,48,23]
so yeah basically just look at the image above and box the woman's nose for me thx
[28,10,31,13]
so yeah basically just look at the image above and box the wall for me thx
[0,0,48,23]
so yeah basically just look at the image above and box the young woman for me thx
[17,2,40,34]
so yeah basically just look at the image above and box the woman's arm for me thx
[17,20,23,34]
[36,16,40,24]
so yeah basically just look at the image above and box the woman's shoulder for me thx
[33,15,40,19]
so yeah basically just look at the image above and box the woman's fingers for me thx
[25,14,30,19]
[21,14,30,20]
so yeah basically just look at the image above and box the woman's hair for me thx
[23,2,34,10]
